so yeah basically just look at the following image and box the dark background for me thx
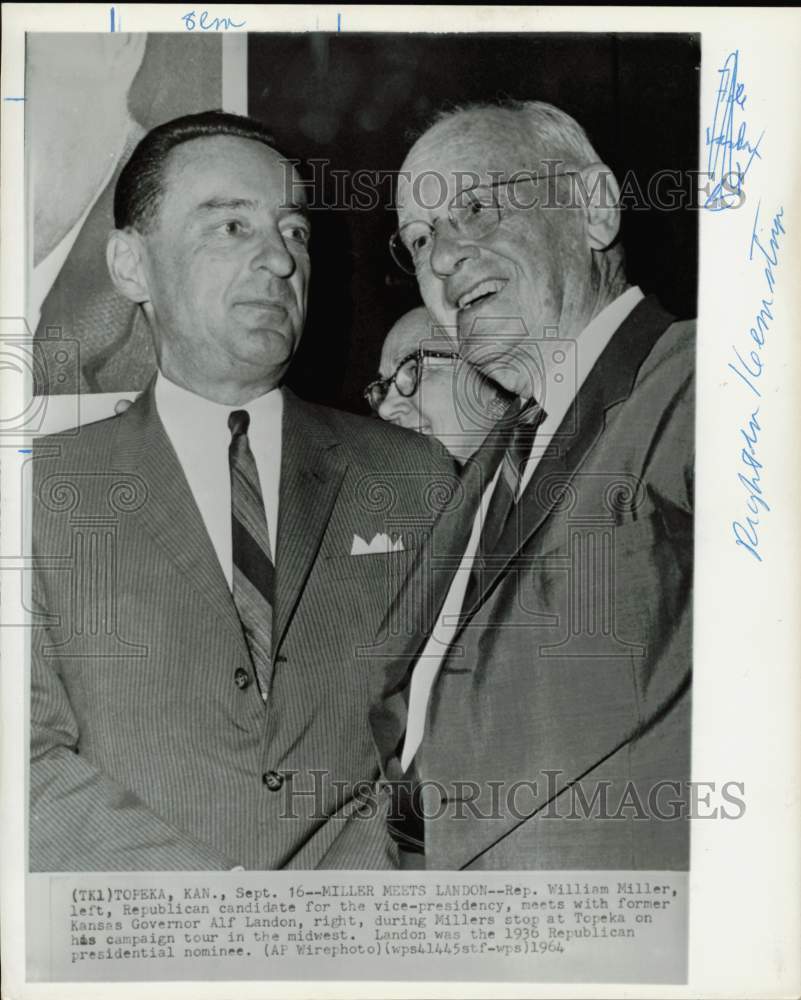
[248,33,700,415]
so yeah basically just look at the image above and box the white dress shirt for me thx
[155,373,283,590]
[401,286,645,770]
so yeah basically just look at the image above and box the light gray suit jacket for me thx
[30,384,455,871]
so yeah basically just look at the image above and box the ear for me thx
[578,163,621,251]
[106,229,149,304]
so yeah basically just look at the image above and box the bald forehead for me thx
[398,111,539,216]
[422,109,528,155]
[382,310,430,367]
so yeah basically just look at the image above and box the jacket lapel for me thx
[457,295,677,621]
[446,296,682,869]
[368,421,508,774]
[272,389,348,652]
[110,380,247,650]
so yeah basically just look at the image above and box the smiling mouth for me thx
[456,279,508,312]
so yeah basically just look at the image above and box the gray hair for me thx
[424,99,603,171]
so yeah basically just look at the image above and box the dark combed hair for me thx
[114,110,281,232]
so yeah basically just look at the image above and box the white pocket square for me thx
[350,532,405,556]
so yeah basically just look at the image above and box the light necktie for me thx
[228,409,274,702]
[462,397,547,613]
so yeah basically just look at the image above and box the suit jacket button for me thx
[234,667,250,690]
[262,770,284,791]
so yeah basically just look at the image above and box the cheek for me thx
[502,222,565,311]
[291,262,310,305]
[149,247,210,315]
[416,273,451,325]
[420,379,457,429]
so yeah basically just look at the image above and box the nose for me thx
[429,225,479,278]
[377,385,415,427]
[250,231,296,278]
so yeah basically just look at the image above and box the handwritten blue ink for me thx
[337,13,341,31]
[727,204,785,399]
[110,6,116,31]
[750,201,785,294]
[729,204,785,563]
[182,10,246,31]
[704,50,765,211]
[4,97,25,102]
[732,408,768,562]
[18,449,32,454]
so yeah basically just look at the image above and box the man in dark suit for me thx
[30,111,454,871]
[369,99,694,870]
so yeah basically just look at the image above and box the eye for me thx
[410,231,432,254]
[281,220,311,248]
[454,189,487,220]
[219,219,248,237]
[402,224,433,256]
[398,356,420,383]
[466,197,484,218]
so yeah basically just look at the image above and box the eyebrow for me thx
[194,197,309,218]
[278,200,310,219]
[196,197,259,213]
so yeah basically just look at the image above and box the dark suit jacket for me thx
[29,384,455,871]
[370,296,694,870]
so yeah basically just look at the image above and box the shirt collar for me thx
[576,285,645,379]
[537,285,645,419]
[155,372,283,443]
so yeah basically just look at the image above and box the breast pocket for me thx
[312,550,416,648]
[324,549,413,589]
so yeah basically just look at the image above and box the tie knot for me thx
[508,397,546,474]
[228,409,250,439]
[516,397,546,429]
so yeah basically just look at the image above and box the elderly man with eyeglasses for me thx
[364,306,515,464]
[367,100,695,872]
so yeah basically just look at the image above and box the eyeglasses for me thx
[389,171,576,275]
[363,348,460,412]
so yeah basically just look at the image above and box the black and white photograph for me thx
[2,5,800,998]
[27,26,697,870]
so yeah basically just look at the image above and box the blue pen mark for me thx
[337,12,341,31]
[704,50,764,211]
[4,97,25,101]
[18,449,32,454]
[729,204,786,563]
[110,6,115,31]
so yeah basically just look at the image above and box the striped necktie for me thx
[463,397,547,613]
[228,409,274,703]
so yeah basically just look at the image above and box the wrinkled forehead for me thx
[396,116,533,223]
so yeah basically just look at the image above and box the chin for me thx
[239,325,297,357]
